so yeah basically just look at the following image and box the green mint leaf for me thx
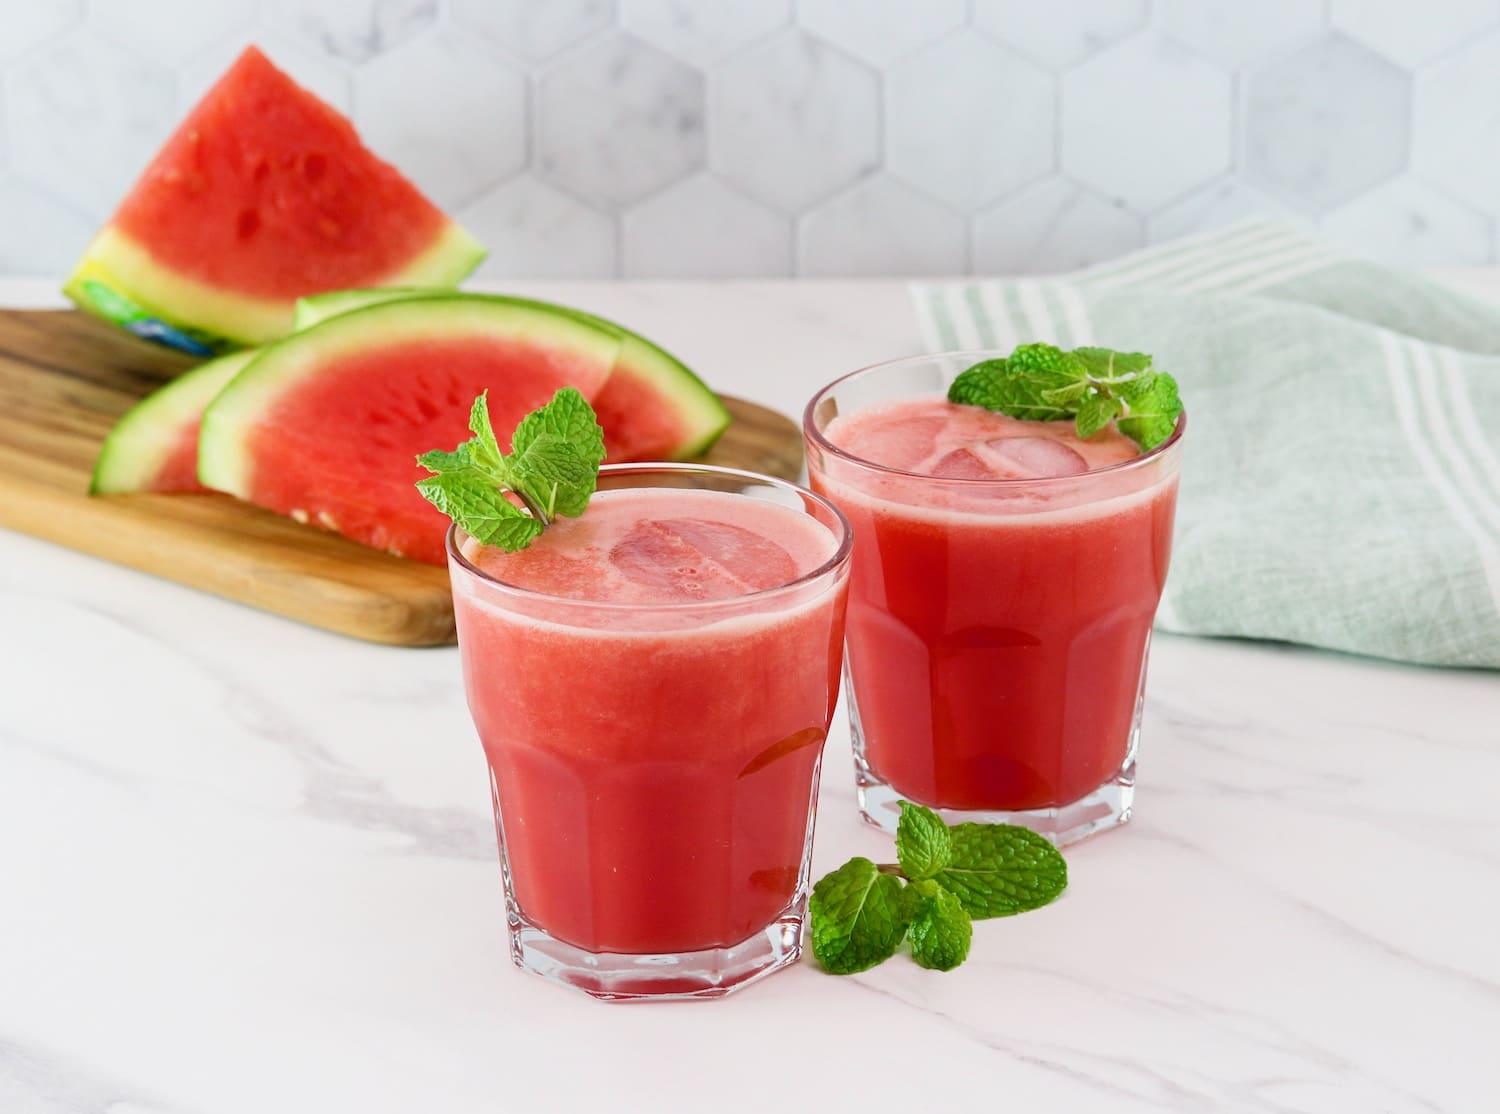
[1072,347,1152,382]
[1075,393,1122,440]
[903,879,973,972]
[509,433,597,486]
[506,387,606,522]
[466,393,504,472]
[1115,371,1182,451]
[414,472,543,553]
[809,858,910,975]
[511,385,605,464]
[1007,342,1087,386]
[947,358,1072,422]
[895,801,952,881]
[415,442,480,476]
[1041,381,1091,407]
[932,823,1068,919]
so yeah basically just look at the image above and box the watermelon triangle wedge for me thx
[91,349,259,494]
[64,47,484,353]
[293,287,731,461]
[198,296,630,565]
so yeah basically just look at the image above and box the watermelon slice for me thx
[91,350,258,494]
[295,288,731,460]
[64,47,484,353]
[198,297,622,564]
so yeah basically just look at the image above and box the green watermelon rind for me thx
[197,296,624,498]
[65,222,487,351]
[294,287,731,458]
[91,349,259,494]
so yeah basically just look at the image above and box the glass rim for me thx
[801,349,1187,486]
[444,461,854,613]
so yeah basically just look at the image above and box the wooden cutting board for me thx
[0,309,805,646]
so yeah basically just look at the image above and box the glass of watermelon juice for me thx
[803,353,1184,845]
[447,464,851,1000]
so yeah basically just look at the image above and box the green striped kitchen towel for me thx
[911,221,1500,669]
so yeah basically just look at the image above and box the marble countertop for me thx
[3,276,1498,1114]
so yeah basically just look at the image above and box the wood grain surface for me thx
[0,309,804,646]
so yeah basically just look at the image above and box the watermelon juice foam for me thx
[447,465,851,1000]
[804,354,1184,845]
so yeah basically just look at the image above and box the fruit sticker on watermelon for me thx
[65,46,485,352]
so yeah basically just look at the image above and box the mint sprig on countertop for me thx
[809,802,1067,975]
[948,342,1182,451]
[415,387,605,553]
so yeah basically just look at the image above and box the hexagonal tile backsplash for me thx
[2,0,1496,277]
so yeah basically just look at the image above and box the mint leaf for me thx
[414,472,543,551]
[415,387,605,552]
[466,393,504,472]
[1041,381,1091,407]
[1072,347,1152,382]
[903,879,972,972]
[512,385,606,462]
[932,823,1068,919]
[895,801,951,881]
[1007,342,1086,385]
[507,386,605,520]
[947,359,1072,422]
[948,343,1181,452]
[809,858,910,975]
[1075,393,1122,440]
[1115,372,1182,451]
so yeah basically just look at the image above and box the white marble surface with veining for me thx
[2,276,1499,1114]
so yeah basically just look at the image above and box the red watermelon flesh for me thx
[199,299,623,565]
[112,47,449,300]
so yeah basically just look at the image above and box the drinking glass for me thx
[803,353,1184,845]
[447,464,851,999]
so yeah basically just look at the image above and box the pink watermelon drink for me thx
[448,466,851,999]
[804,353,1184,845]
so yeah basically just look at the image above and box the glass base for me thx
[853,751,1135,846]
[508,908,805,1002]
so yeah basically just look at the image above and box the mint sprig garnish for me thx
[808,802,1067,976]
[948,342,1182,451]
[415,387,605,553]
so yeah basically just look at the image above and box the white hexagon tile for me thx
[355,33,526,209]
[973,0,1146,67]
[1061,34,1233,212]
[449,0,613,64]
[1413,30,1500,213]
[1331,0,1500,66]
[1246,34,1412,214]
[886,33,1054,213]
[973,178,1143,273]
[2,0,1500,277]
[620,0,790,67]
[800,175,967,276]
[1156,0,1324,67]
[457,176,617,278]
[535,33,704,209]
[87,1,257,67]
[797,0,966,66]
[263,0,437,64]
[709,29,879,213]
[4,31,177,216]
[623,175,791,277]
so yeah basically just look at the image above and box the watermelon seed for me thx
[237,209,260,239]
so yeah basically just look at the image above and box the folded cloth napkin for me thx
[911,221,1500,669]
